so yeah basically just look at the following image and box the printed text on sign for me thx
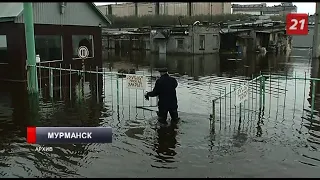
[126,75,146,90]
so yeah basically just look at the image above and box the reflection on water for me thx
[153,122,178,166]
[104,50,297,79]
[0,49,319,177]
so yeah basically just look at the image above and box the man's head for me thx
[158,68,168,76]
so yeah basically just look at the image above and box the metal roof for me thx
[0,3,111,25]
[220,28,251,34]
[89,3,111,25]
[0,3,23,21]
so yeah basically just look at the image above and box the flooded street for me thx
[1,48,320,177]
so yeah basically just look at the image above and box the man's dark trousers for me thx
[157,107,179,122]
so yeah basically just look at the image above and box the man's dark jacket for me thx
[147,74,178,109]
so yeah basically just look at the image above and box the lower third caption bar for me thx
[27,127,112,144]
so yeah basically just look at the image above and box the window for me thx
[199,35,205,50]
[0,35,8,64]
[213,35,218,49]
[176,39,184,49]
[35,35,63,62]
[72,35,94,59]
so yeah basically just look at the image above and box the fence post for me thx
[49,68,53,99]
[311,80,316,120]
[69,64,72,100]
[239,102,242,122]
[96,66,99,102]
[262,75,265,108]
[77,70,82,103]
[259,75,265,109]
[39,67,41,93]
[211,100,215,133]
[117,74,119,105]
[59,63,62,99]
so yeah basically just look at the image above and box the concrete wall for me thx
[137,3,156,16]
[114,3,136,17]
[160,3,188,16]
[97,2,231,17]
[166,36,192,54]
[191,26,220,54]
[233,11,261,15]
[150,26,220,54]
[223,3,232,14]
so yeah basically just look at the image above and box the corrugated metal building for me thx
[0,2,110,81]
[97,2,231,17]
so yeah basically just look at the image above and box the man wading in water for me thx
[145,68,179,124]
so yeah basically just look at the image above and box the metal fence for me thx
[30,63,320,134]
[34,64,159,107]
[32,63,252,116]
[211,71,320,136]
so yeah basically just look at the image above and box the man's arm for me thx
[147,80,160,97]
[174,78,178,88]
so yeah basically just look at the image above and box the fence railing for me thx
[210,74,265,133]
[211,71,320,135]
[30,64,252,116]
[31,64,159,110]
[30,63,320,134]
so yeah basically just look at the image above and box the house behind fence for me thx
[0,2,110,82]
[102,16,291,56]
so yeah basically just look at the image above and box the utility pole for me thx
[313,3,320,59]
[24,3,39,94]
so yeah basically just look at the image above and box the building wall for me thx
[137,3,156,16]
[232,3,297,16]
[223,3,232,14]
[233,11,261,15]
[110,3,136,17]
[166,36,192,54]
[33,24,102,66]
[15,2,108,27]
[150,26,220,54]
[0,22,26,81]
[160,3,188,16]
[0,22,102,81]
[191,26,220,54]
[97,2,231,17]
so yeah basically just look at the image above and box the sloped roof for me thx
[89,3,111,25]
[153,32,166,39]
[0,2,111,25]
[0,3,23,22]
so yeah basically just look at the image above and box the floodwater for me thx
[1,48,320,177]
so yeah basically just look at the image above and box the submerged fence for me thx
[27,63,320,135]
[33,64,159,106]
[211,71,320,136]
[30,63,252,116]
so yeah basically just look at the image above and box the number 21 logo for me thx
[286,13,308,35]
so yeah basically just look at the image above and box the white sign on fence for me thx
[235,82,249,105]
[126,75,146,90]
[78,46,89,59]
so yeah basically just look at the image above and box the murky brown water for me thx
[1,48,320,177]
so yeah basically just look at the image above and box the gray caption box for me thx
[36,127,112,144]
